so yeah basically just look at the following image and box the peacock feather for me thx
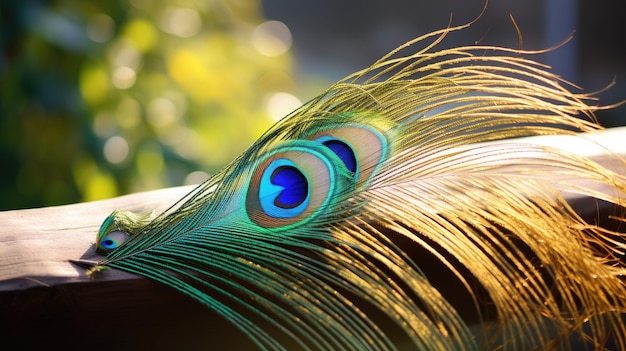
[88,23,626,350]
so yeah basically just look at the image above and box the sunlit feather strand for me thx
[92,23,626,350]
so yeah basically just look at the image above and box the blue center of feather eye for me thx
[271,166,308,208]
[258,159,311,218]
[102,238,117,249]
[322,139,357,173]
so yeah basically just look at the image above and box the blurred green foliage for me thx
[1,0,305,210]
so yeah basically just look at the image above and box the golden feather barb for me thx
[94,23,626,350]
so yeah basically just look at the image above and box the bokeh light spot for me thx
[122,19,157,52]
[112,66,137,89]
[266,92,302,122]
[92,111,117,137]
[252,21,292,57]
[109,41,143,70]
[147,97,179,127]
[167,49,208,95]
[160,7,202,38]
[104,136,130,164]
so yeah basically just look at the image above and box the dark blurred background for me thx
[1,0,624,210]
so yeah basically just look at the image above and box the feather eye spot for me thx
[99,230,129,250]
[322,139,357,173]
[246,142,351,229]
[309,123,389,187]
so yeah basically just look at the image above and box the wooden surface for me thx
[0,185,195,290]
[1,127,625,350]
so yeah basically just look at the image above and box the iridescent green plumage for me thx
[92,24,626,350]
